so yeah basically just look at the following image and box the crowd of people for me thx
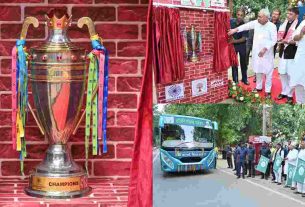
[228,7,305,104]
[224,138,305,197]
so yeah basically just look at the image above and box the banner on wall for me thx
[181,0,211,8]
[165,83,185,102]
[192,78,208,97]
[211,0,225,7]
[210,79,224,88]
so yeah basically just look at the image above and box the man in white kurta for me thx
[289,20,305,103]
[277,8,299,104]
[273,143,285,184]
[292,139,305,196]
[228,9,277,98]
[284,144,298,187]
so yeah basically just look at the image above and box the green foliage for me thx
[272,104,305,142]
[232,0,290,20]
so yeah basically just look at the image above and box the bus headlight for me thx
[161,152,174,169]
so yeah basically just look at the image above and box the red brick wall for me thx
[0,0,148,178]
[155,0,229,103]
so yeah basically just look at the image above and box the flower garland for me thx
[228,81,273,104]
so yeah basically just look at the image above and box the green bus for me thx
[159,114,218,172]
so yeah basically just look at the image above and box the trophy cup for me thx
[183,25,202,62]
[190,25,198,62]
[12,9,109,198]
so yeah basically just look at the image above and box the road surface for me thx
[153,149,305,207]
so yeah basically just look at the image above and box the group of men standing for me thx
[225,142,256,178]
[228,7,305,104]
[224,138,305,197]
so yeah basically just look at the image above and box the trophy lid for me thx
[46,9,71,30]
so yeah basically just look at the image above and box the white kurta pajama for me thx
[274,149,285,184]
[290,20,305,103]
[284,148,298,186]
[292,149,305,193]
[237,20,277,93]
[278,19,299,98]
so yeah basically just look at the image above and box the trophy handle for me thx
[77,17,97,38]
[19,16,45,135]
[20,17,39,40]
[73,17,100,135]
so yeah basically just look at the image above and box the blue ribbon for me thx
[16,39,27,125]
[16,39,27,167]
[91,39,109,153]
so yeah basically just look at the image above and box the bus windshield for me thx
[161,124,214,148]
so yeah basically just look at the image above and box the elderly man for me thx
[228,9,277,99]
[277,7,299,104]
[284,143,298,188]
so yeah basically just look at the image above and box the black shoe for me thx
[277,183,281,185]
[247,175,251,177]
[265,93,272,99]
[261,176,264,179]
[237,176,241,179]
[291,187,296,190]
[287,97,293,104]
[277,94,287,100]
[272,181,277,183]
[302,193,305,197]
[243,81,250,85]
[284,185,289,188]
[294,191,301,194]
[265,177,268,180]
[242,175,245,179]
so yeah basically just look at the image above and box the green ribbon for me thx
[85,53,99,172]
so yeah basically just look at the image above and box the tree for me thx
[231,0,291,20]
[153,104,305,147]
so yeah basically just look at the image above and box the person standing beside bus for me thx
[284,143,298,188]
[273,143,285,185]
[233,145,239,171]
[225,145,233,168]
[259,141,271,180]
[247,142,256,178]
[270,143,276,181]
[236,142,248,179]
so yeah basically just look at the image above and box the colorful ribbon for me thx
[84,35,109,172]
[12,39,28,176]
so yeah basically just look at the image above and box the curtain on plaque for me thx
[153,6,185,84]
[213,12,238,72]
[127,0,153,206]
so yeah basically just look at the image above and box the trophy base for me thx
[25,144,91,199]
[190,56,198,62]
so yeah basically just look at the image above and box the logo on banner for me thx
[165,83,185,102]
[211,0,225,7]
[192,78,207,97]
[211,79,224,88]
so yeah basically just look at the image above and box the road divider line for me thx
[220,169,305,206]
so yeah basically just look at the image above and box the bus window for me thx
[161,124,213,149]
